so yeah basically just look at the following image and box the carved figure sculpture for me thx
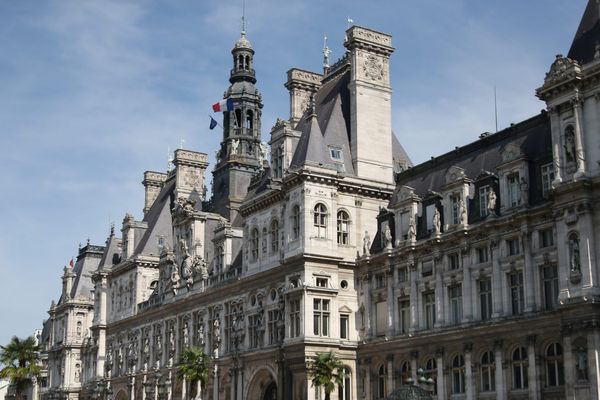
[363,231,371,256]
[170,264,181,295]
[230,139,239,155]
[520,177,529,206]
[569,235,581,272]
[459,199,468,225]
[407,215,416,241]
[384,225,393,249]
[432,207,441,234]
[487,189,497,214]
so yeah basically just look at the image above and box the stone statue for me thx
[106,344,113,371]
[155,333,162,359]
[259,142,269,166]
[168,326,175,352]
[569,235,581,272]
[520,177,529,206]
[183,321,190,348]
[487,189,497,214]
[432,207,441,234]
[170,264,181,295]
[363,231,371,256]
[459,199,468,225]
[143,336,150,357]
[198,323,205,346]
[117,347,123,374]
[213,319,221,350]
[230,139,239,155]
[384,225,393,249]
[407,214,416,241]
[564,129,576,165]
[192,255,209,280]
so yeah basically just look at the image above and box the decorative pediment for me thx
[395,185,419,203]
[499,142,523,163]
[544,54,581,85]
[445,165,466,184]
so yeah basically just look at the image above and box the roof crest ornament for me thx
[241,0,246,36]
[323,34,331,73]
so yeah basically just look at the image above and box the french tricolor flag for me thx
[212,98,234,113]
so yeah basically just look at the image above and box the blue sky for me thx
[0,0,586,346]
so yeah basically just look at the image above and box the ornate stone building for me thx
[40,2,600,400]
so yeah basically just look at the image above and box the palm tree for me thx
[307,351,345,400]
[0,336,41,400]
[176,347,210,400]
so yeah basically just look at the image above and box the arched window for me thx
[377,364,387,399]
[270,219,279,253]
[237,54,243,70]
[292,205,300,239]
[245,55,250,70]
[245,110,253,130]
[273,145,284,178]
[512,347,528,389]
[546,342,564,387]
[480,351,495,392]
[216,246,224,273]
[262,227,268,254]
[250,229,259,262]
[452,354,465,393]
[399,360,411,385]
[234,109,242,129]
[314,203,327,238]
[338,367,351,400]
[336,210,350,245]
[424,358,437,394]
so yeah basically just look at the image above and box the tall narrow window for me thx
[398,299,410,334]
[509,272,524,315]
[480,351,495,392]
[292,205,300,239]
[507,173,521,207]
[452,355,465,394]
[336,210,350,245]
[313,299,330,337]
[424,292,436,329]
[245,110,253,130]
[480,278,493,321]
[313,203,327,238]
[478,247,489,263]
[449,285,463,325]
[338,368,351,400]
[270,219,279,253]
[543,265,559,310]
[449,253,460,270]
[399,361,411,385]
[479,185,491,217]
[250,229,259,262]
[262,227,268,254]
[340,314,349,339]
[539,228,554,248]
[289,299,301,338]
[273,146,284,178]
[234,109,242,129]
[541,163,554,195]
[546,343,564,387]
[512,347,528,389]
[268,310,278,345]
[424,358,437,393]
[377,365,387,398]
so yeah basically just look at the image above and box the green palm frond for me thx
[176,347,210,386]
[307,352,345,396]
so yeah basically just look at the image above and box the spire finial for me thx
[241,0,246,35]
[323,34,331,72]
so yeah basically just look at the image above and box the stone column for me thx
[522,232,535,312]
[464,344,474,400]
[581,211,599,294]
[588,329,600,400]
[491,241,503,318]
[409,264,418,333]
[387,268,395,336]
[386,356,394,397]
[463,262,473,322]
[364,275,372,337]
[410,351,419,384]
[549,108,563,185]
[563,333,575,399]
[435,270,444,328]
[494,340,506,400]
[181,378,186,400]
[572,99,586,177]
[527,335,539,400]
[436,348,445,400]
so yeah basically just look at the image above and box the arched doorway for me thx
[262,382,277,400]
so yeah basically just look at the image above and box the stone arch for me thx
[114,389,128,400]
[246,367,278,400]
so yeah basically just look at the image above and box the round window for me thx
[340,280,348,289]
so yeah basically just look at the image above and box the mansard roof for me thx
[134,178,176,257]
[389,112,552,207]
[568,0,600,64]
[58,244,104,305]
[98,232,122,269]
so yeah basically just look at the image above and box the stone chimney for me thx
[284,68,322,126]
[62,266,75,300]
[142,171,167,215]
[173,149,209,203]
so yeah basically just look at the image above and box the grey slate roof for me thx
[98,233,122,269]
[389,113,552,208]
[568,0,600,64]
[134,178,176,256]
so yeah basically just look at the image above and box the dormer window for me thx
[479,185,491,217]
[329,147,342,160]
[541,163,554,195]
[507,173,521,207]
[316,277,328,288]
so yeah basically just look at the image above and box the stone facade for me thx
[39,3,600,400]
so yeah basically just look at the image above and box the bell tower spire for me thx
[211,24,263,224]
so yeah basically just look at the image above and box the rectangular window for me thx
[509,272,524,315]
[248,314,262,349]
[313,299,330,336]
[424,292,436,329]
[478,247,489,263]
[329,147,342,160]
[316,277,328,288]
[340,314,349,339]
[507,173,521,207]
[289,299,301,338]
[398,299,411,334]
[376,301,388,336]
[541,163,554,195]
[375,274,386,289]
[507,238,520,256]
[425,204,435,231]
[268,310,279,345]
[543,265,559,311]
[449,253,460,270]
[451,195,460,225]
[398,267,408,283]
[449,285,463,325]
[479,185,491,217]
[422,260,434,277]
[539,229,554,248]
[480,279,493,321]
